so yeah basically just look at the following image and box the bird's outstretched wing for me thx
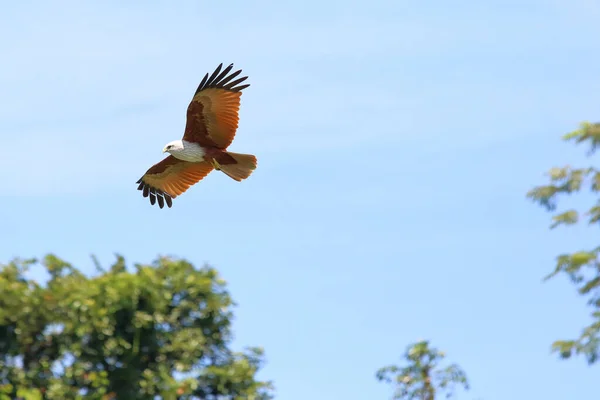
[182,63,250,149]
[136,156,214,208]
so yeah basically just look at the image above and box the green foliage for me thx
[527,121,600,364]
[376,340,468,400]
[0,255,273,399]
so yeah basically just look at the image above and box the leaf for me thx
[550,210,578,229]
[562,121,600,155]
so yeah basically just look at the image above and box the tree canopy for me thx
[376,340,468,400]
[527,121,600,364]
[0,254,273,400]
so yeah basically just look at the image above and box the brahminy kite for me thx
[136,63,257,208]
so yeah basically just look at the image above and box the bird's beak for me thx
[162,147,167,153]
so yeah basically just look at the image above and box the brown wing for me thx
[136,156,214,208]
[182,63,250,149]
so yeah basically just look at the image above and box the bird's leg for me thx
[210,158,222,171]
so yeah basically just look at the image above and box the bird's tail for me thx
[218,152,257,181]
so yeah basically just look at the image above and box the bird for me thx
[135,63,257,208]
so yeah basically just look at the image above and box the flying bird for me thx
[136,63,257,208]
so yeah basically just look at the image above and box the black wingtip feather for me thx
[135,179,174,209]
[223,76,248,90]
[213,63,234,84]
[218,69,241,86]
[194,63,250,94]
[205,63,223,87]
[196,73,209,94]
[233,83,250,92]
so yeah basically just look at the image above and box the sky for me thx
[1,0,599,398]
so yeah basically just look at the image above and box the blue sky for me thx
[1,0,599,398]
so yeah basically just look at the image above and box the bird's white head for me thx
[162,140,184,154]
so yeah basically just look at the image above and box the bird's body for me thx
[136,63,257,208]
[163,140,205,162]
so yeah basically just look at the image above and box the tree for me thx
[0,254,274,400]
[376,340,468,400]
[527,121,600,364]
